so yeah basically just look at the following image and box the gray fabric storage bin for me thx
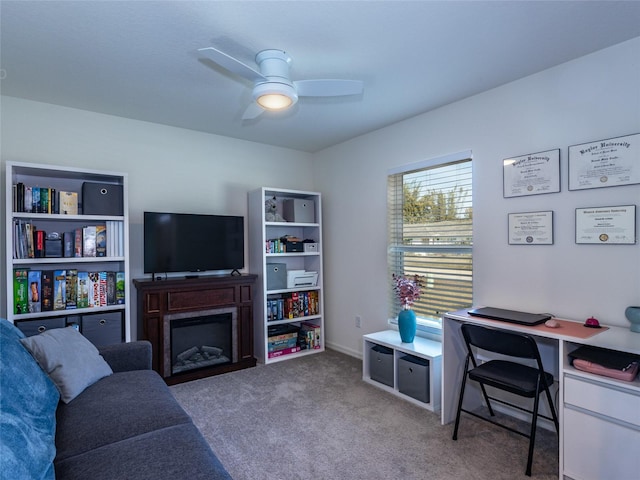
[16,317,66,337]
[266,263,287,290]
[81,311,123,347]
[81,182,124,215]
[398,354,430,403]
[283,199,315,223]
[369,344,394,387]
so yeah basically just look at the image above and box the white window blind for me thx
[387,155,473,325]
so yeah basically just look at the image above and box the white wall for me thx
[2,38,639,355]
[0,97,313,337]
[314,37,640,357]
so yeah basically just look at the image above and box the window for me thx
[387,151,473,330]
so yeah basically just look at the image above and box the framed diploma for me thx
[503,149,560,198]
[508,211,554,245]
[575,205,636,244]
[568,133,640,190]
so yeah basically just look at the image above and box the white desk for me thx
[442,310,640,480]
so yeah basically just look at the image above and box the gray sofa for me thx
[0,318,232,480]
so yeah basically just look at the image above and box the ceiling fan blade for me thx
[241,102,265,120]
[294,79,364,97]
[198,47,266,83]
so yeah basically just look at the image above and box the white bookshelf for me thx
[248,187,324,364]
[5,161,130,343]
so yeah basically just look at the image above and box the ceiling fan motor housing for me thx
[255,49,292,81]
[253,50,298,108]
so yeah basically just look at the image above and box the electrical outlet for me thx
[355,315,362,328]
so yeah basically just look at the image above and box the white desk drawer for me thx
[563,407,640,480]
[564,375,640,427]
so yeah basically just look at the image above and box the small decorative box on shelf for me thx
[303,243,318,252]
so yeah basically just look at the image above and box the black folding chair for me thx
[452,324,559,476]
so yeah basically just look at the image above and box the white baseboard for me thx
[326,341,361,360]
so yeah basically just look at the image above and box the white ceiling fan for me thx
[198,46,364,120]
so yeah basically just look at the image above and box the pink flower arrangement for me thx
[393,274,423,309]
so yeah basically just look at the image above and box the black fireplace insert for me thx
[164,307,238,375]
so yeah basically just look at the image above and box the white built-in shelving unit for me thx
[248,187,324,364]
[5,161,130,343]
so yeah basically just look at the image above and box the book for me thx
[53,270,66,310]
[299,322,321,350]
[105,221,112,256]
[50,188,57,214]
[59,191,78,215]
[117,221,124,256]
[290,292,300,318]
[32,187,40,213]
[13,268,28,314]
[83,226,96,257]
[24,186,33,213]
[74,228,83,257]
[15,221,25,259]
[34,229,46,258]
[88,272,100,307]
[65,269,78,309]
[98,271,108,307]
[15,182,24,212]
[41,270,54,311]
[268,338,298,352]
[266,299,274,321]
[40,187,49,214]
[267,331,299,342]
[63,231,75,257]
[27,270,42,313]
[311,291,320,315]
[24,221,34,258]
[106,220,122,257]
[116,272,125,304]
[268,346,301,359]
[96,225,107,257]
[106,271,116,305]
[77,271,90,308]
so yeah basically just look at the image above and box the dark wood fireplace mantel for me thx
[133,274,257,385]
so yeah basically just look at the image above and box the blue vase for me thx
[398,309,417,343]
[625,306,640,333]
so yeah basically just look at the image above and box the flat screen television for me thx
[143,211,244,275]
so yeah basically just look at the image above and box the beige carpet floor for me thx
[170,348,559,480]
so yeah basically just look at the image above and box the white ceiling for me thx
[2,1,640,153]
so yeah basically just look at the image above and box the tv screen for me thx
[144,212,244,274]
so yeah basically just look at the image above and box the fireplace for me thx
[133,274,256,384]
[164,307,238,376]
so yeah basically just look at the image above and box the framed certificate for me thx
[508,211,554,245]
[575,205,636,244]
[503,149,560,198]
[568,133,640,190]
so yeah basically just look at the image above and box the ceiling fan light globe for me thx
[253,82,297,111]
[257,93,293,110]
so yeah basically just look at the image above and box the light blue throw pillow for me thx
[0,318,59,480]
[20,326,113,404]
